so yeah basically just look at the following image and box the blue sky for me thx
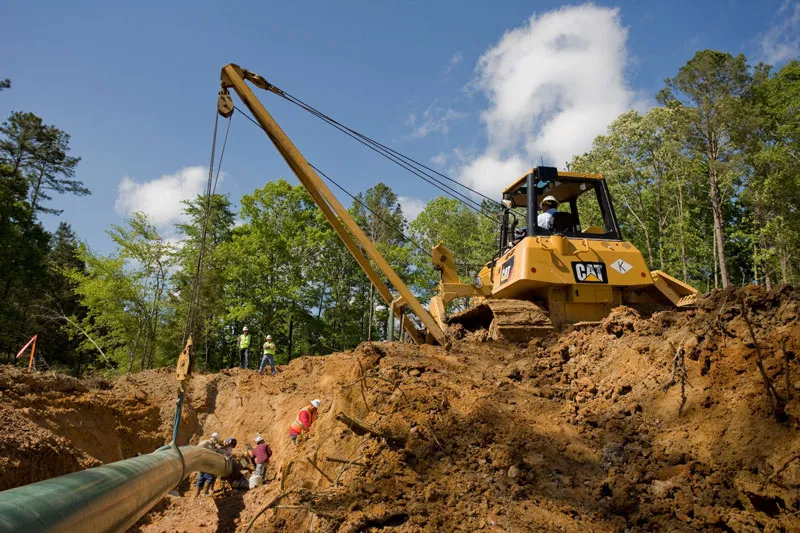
[2,1,797,253]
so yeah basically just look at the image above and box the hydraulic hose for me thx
[0,445,233,533]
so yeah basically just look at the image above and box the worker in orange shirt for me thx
[290,399,320,445]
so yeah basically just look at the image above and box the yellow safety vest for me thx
[263,342,275,355]
[239,334,251,349]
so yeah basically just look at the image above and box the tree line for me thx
[1,49,798,375]
[571,51,800,290]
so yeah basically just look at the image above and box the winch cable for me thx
[311,163,489,272]
[273,89,501,207]
[234,96,499,223]
[309,162,434,259]
[275,89,528,221]
[172,109,232,449]
[276,98,499,222]
[235,107,486,272]
[276,92,498,215]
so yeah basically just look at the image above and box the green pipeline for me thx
[0,445,232,533]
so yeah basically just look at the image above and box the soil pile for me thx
[1,285,799,532]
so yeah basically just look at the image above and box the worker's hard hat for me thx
[255,435,264,443]
[266,335,272,340]
[211,432,220,441]
[540,195,558,208]
[310,399,321,408]
[243,326,248,331]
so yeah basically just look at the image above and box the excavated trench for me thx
[1,285,799,532]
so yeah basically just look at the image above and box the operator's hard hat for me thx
[540,195,558,208]
[211,432,220,441]
[243,326,248,331]
[266,335,272,340]
[255,435,264,443]
[310,399,321,408]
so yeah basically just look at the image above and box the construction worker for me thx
[238,326,251,369]
[195,432,223,497]
[223,437,237,459]
[290,399,321,445]
[259,335,277,376]
[537,195,559,231]
[250,435,273,477]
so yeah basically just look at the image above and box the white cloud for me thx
[115,166,213,232]
[430,152,448,166]
[443,52,464,74]
[408,104,467,139]
[459,4,636,197]
[761,1,800,64]
[398,196,427,222]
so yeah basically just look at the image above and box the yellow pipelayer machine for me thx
[430,166,698,341]
[218,64,698,345]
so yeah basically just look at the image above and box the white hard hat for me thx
[266,335,272,340]
[211,432,220,440]
[540,195,558,208]
[311,399,321,408]
[243,326,248,331]
[255,435,264,443]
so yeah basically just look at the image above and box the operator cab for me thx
[499,166,622,249]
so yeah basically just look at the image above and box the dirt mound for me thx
[1,285,799,531]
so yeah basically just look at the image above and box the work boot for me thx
[193,483,203,498]
[203,484,213,497]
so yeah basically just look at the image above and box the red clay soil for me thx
[1,285,798,532]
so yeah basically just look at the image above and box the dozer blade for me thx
[650,270,699,307]
[448,299,553,342]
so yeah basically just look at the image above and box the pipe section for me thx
[0,445,232,533]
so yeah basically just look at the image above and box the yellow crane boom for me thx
[217,63,444,345]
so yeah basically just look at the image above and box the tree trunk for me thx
[707,140,730,287]
[128,327,142,373]
[713,235,719,290]
[676,181,689,282]
[288,315,294,361]
[367,284,374,342]
[779,246,790,284]
[31,165,45,214]
[752,242,759,286]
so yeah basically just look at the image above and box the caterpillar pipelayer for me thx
[218,63,698,346]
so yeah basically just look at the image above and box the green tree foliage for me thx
[62,213,175,372]
[574,53,799,289]
[658,50,753,287]
[37,222,91,375]
[216,179,327,363]
[409,197,497,302]
[0,111,87,216]
[737,60,800,286]
[170,194,235,370]
[352,183,410,341]
[0,163,50,359]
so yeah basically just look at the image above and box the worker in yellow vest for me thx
[259,335,277,376]
[290,399,320,445]
[238,327,251,369]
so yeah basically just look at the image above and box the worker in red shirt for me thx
[290,399,320,445]
[250,435,272,477]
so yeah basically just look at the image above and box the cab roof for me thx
[502,168,604,196]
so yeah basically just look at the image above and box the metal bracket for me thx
[217,88,234,118]
[175,336,192,382]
